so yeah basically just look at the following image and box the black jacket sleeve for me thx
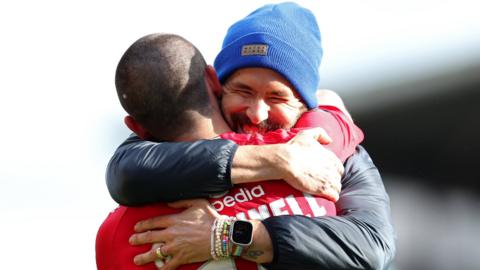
[106,134,237,206]
[261,146,396,270]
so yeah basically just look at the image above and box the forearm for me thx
[107,134,299,205]
[260,146,396,270]
[106,135,237,206]
[240,220,274,263]
[231,144,287,185]
[107,131,343,206]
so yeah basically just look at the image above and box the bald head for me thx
[115,34,211,141]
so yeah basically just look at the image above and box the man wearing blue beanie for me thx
[106,2,395,270]
[215,2,322,110]
[212,2,352,136]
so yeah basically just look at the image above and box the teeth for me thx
[243,125,260,134]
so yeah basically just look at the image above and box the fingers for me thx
[159,255,182,270]
[134,243,173,266]
[331,153,344,175]
[135,215,174,232]
[320,148,344,176]
[316,128,333,145]
[314,149,343,194]
[288,127,320,143]
[329,190,340,202]
[320,182,341,202]
[325,161,342,194]
[329,152,344,175]
[135,199,212,233]
[289,127,332,145]
[317,188,339,202]
[133,248,157,266]
[309,171,341,202]
[337,160,344,175]
[324,172,341,194]
[295,127,323,140]
[130,229,170,245]
[134,242,164,265]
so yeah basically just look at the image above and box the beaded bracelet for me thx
[210,218,219,260]
[210,216,236,259]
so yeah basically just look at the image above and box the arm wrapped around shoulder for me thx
[106,134,238,206]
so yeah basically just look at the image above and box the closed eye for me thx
[233,89,252,97]
[268,96,289,103]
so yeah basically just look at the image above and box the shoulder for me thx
[344,146,376,173]
[316,89,352,120]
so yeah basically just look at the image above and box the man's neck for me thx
[174,111,232,142]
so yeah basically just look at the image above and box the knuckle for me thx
[148,249,157,260]
[163,244,175,255]
[144,230,154,242]
[198,200,210,209]
[140,219,152,230]
[153,216,166,226]
[333,180,340,189]
[162,228,175,242]
[164,215,176,225]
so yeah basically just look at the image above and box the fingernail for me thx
[129,235,135,244]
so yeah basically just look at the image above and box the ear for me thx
[205,65,223,98]
[124,115,151,140]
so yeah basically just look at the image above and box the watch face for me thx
[231,220,253,246]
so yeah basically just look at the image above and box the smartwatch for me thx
[229,220,253,256]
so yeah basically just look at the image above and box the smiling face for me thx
[220,67,307,134]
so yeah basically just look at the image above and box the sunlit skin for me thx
[220,67,307,134]
[129,68,349,267]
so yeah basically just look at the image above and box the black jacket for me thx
[106,134,395,269]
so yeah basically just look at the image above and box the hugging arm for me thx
[259,146,396,270]
[106,134,238,206]
[107,132,341,206]
[128,146,396,269]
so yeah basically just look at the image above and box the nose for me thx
[246,99,270,124]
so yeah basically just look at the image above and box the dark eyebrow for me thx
[270,89,290,97]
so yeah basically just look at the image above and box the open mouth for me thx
[239,125,264,134]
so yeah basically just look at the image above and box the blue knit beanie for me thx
[214,2,322,109]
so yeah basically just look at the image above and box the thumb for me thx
[316,128,333,145]
[290,127,331,144]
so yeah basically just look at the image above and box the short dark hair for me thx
[115,34,211,141]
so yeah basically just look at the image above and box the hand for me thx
[310,126,334,145]
[278,127,344,201]
[129,199,220,270]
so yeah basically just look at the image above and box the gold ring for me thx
[155,245,168,260]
